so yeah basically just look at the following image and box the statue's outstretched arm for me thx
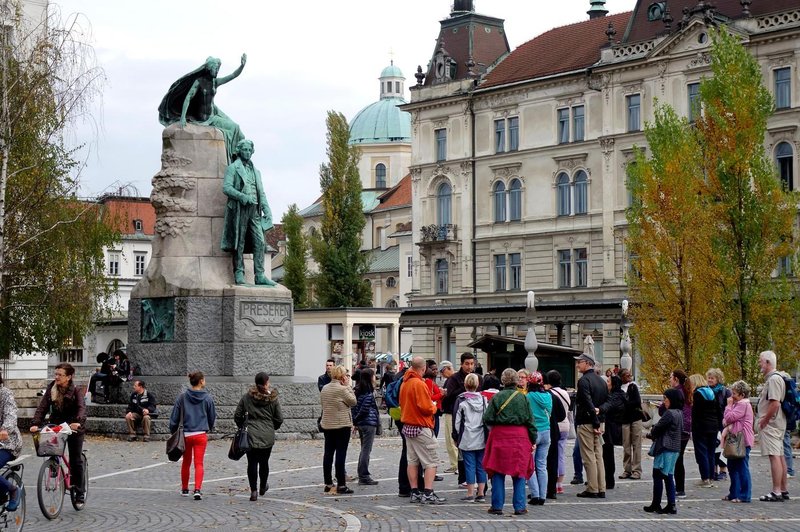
[180,79,200,127]
[217,53,247,86]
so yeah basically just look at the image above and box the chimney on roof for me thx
[588,0,608,19]
[452,0,474,15]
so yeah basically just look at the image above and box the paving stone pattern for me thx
[16,433,800,531]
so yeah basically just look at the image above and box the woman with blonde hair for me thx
[320,365,356,494]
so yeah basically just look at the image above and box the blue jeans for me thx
[693,432,717,481]
[0,450,13,494]
[727,446,751,502]
[652,468,676,506]
[572,437,583,481]
[462,449,487,485]
[784,430,795,476]
[490,473,527,512]
[528,430,551,499]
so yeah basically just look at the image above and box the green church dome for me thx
[349,97,411,145]
[381,64,404,78]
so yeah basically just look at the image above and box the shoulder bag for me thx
[166,395,186,462]
[723,431,746,459]
[228,411,251,461]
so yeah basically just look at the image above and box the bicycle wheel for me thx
[70,453,88,511]
[36,458,64,520]
[3,470,25,532]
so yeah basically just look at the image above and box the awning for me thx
[468,334,582,357]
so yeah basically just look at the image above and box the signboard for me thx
[359,325,376,340]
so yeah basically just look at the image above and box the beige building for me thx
[402,0,800,371]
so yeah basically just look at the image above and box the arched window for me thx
[386,276,396,288]
[509,179,522,221]
[556,172,570,216]
[437,182,452,225]
[776,142,793,191]
[106,339,125,354]
[386,299,399,308]
[375,163,387,188]
[435,259,449,294]
[493,181,506,223]
[574,170,588,214]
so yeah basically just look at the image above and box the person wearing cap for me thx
[573,352,608,498]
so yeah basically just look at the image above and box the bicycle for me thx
[33,427,88,520]
[0,453,27,531]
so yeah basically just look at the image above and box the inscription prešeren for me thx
[239,301,290,327]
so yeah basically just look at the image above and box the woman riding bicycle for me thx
[0,371,22,511]
[30,363,87,504]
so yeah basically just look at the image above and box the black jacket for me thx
[126,389,158,418]
[691,387,721,436]
[442,369,482,414]
[33,381,87,433]
[317,373,331,392]
[621,382,644,424]
[575,369,608,428]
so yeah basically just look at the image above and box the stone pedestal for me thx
[128,124,295,377]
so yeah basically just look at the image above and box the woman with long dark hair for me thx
[235,372,283,501]
[660,369,693,497]
[352,368,380,485]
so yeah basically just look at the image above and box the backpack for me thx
[779,374,800,428]
[384,377,402,421]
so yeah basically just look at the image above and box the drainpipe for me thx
[469,95,477,306]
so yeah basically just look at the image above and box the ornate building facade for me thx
[403,0,800,370]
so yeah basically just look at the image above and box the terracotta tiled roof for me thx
[481,11,632,89]
[373,174,411,212]
[624,0,800,44]
[265,224,285,251]
[100,196,155,236]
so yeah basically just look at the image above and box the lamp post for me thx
[619,299,632,371]
[524,291,539,372]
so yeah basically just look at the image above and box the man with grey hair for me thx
[574,352,608,498]
[757,350,788,501]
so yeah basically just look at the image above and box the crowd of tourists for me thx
[313,348,797,516]
[0,345,792,516]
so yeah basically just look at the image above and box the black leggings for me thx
[674,439,689,492]
[246,447,273,492]
[323,428,351,487]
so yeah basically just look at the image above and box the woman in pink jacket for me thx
[721,380,754,503]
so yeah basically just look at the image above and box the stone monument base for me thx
[128,286,295,377]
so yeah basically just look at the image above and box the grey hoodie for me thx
[454,391,488,451]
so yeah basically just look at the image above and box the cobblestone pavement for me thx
[15,433,800,531]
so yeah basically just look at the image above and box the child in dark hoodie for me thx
[170,371,217,500]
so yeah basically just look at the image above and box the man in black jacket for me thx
[442,353,481,478]
[317,359,335,391]
[125,380,158,442]
[574,352,608,498]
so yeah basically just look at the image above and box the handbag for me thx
[723,431,746,459]
[228,412,251,461]
[166,395,186,462]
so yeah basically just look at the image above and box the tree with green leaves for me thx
[281,203,309,308]
[310,111,372,308]
[627,28,800,384]
[0,5,118,357]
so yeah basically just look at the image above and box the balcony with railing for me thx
[419,224,457,244]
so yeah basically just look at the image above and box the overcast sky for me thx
[54,0,635,219]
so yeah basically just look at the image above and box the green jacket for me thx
[483,387,537,444]
[234,386,283,449]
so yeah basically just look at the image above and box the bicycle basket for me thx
[34,430,69,457]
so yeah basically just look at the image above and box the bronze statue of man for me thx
[221,139,275,286]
